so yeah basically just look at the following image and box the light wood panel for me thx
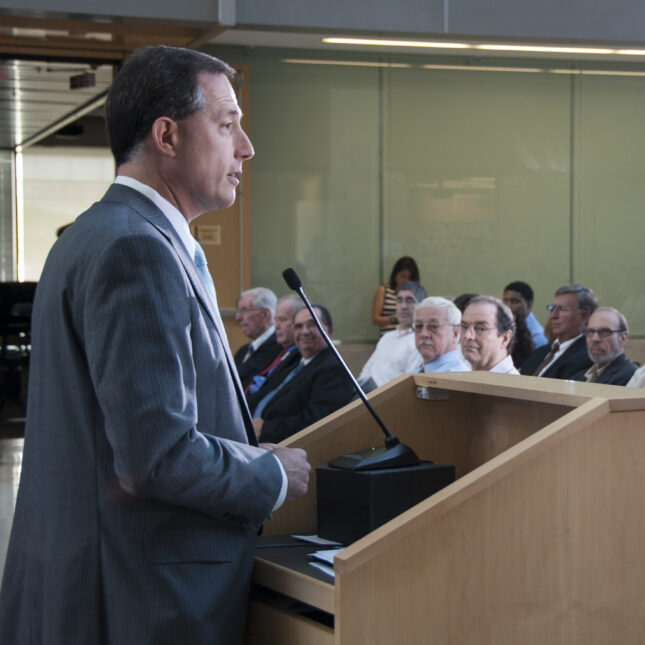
[249,372,645,644]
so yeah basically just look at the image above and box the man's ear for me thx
[502,329,513,350]
[150,117,178,157]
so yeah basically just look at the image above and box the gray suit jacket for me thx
[0,184,283,644]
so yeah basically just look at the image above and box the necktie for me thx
[253,360,305,418]
[532,339,560,376]
[193,240,217,305]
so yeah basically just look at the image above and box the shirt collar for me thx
[425,348,462,370]
[114,176,195,257]
[250,325,275,351]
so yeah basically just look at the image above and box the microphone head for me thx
[282,267,302,291]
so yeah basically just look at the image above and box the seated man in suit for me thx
[234,287,282,388]
[502,280,549,349]
[251,304,354,443]
[573,307,637,385]
[520,283,597,378]
[245,294,303,397]
[461,296,519,374]
[358,281,427,389]
[414,296,471,373]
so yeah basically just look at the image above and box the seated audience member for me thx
[245,294,303,396]
[511,310,534,368]
[252,305,354,443]
[572,307,637,385]
[461,296,519,374]
[359,281,427,389]
[520,284,597,379]
[234,287,282,388]
[414,297,471,373]
[627,364,645,388]
[503,280,549,349]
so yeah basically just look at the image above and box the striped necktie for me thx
[253,360,305,418]
[193,240,217,305]
[532,339,560,376]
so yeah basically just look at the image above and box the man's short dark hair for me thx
[396,281,427,303]
[504,281,534,304]
[105,45,236,166]
[554,284,598,314]
[312,304,333,329]
[468,295,516,338]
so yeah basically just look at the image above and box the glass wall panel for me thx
[241,52,381,340]
[383,67,572,325]
[574,75,645,334]
[0,151,14,281]
[22,147,113,281]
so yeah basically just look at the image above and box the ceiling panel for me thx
[0,59,113,149]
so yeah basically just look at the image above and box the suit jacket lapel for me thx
[101,184,258,445]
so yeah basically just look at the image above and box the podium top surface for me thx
[412,370,645,411]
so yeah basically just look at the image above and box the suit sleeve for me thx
[260,361,353,443]
[82,233,281,528]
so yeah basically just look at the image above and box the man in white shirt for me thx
[359,281,426,389]
[461,296,519,374]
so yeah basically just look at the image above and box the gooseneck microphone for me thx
[282,267,420,471]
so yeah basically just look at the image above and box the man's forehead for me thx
[463,303,496,322]
[397,290,417,300]
[295,309,313,322]
[200,72,242,112]
[589,310,619,327]
[416,307,445,321]
[275,301,294,316]
[504,290,524,302]
[554,292,577,304]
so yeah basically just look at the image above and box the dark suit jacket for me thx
[520,335,593,379]
[0,184,283,645]
[572,353,638,385]
[234,333,283,388]
[259,347,355,443]
[247,347,301,412]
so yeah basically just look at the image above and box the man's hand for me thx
[261,443,311,501]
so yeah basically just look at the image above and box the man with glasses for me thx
[520,283,597,378]
[461,296,519,374]
[414,296,471,373]
[234,287,282,388]
[358,281,427,389]
[572,307,637,385]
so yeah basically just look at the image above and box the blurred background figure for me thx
[371,256,420,336]
[502,280,548,349]
[359,281,427,390]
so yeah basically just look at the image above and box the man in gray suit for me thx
[0,46,310,644]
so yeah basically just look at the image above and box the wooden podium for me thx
[245,372,645,644]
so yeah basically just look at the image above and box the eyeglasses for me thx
[584,328,625,339]
[413,322,454,334]
[546,304,575,313]
[459,322,497,335]
[236,307,260,316]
